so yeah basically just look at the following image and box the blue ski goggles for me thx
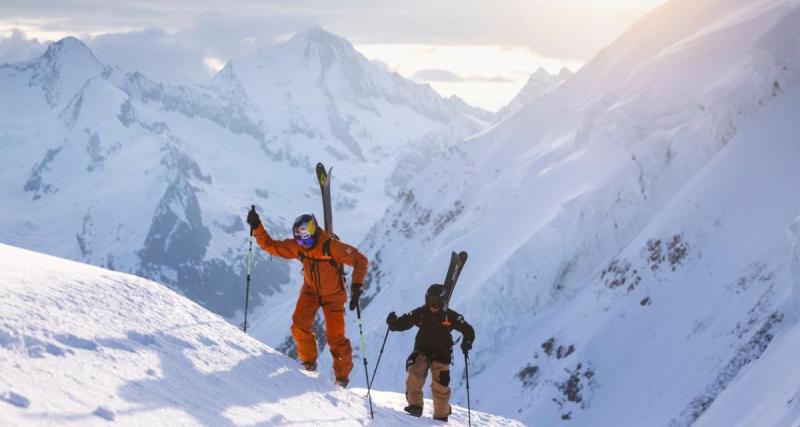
[295,234,316,249]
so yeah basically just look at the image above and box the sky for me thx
[0,0,667,111]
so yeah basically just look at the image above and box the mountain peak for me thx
[532,66,552,79]
[558,66,574,81]
[287,26,354,52]
[43,36,96,61]
[26,36,106,108]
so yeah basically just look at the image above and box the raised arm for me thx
[252,223,299,260]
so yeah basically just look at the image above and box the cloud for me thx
[174,13,319,61]
[466,74,515,83]
[412,68,515,83]
[0,29,49,64]
[412,69,464,82]
[89,28,211,84]
[83,13,319,84]
[0,0,666,62]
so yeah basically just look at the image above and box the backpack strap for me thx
[323,238,346,290]
[323,239,333,258]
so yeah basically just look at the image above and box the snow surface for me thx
[0,243,522,426]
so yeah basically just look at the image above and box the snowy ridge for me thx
[354,0,800,425]
[0,243,521,426]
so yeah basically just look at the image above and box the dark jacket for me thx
[391,306,475,363]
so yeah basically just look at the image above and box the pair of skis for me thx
[442,250,468,314]
[315,163,335,235]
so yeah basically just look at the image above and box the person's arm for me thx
[253,223,300,260]
[388,308,421,332]
[453,312,475,352]
[330,239,369,310]
[329,239,368,284]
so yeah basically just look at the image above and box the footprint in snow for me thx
[93,406,115,421]
[1,390,30,408]
[25,336,68,358]
[324,393,340,406]
[54,333,98,351]
[127,331,158,347]
[196,335,217,347]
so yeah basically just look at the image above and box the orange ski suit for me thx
[253,223,368,380]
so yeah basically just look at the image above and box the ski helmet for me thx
[293,214,320,249]
[425,284,446,309]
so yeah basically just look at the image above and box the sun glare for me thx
[355,44,584,112]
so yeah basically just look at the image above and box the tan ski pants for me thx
[406,352,451,418]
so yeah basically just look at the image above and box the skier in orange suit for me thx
[247,208,368,387]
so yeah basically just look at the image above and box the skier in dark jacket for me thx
[386,283,475,422]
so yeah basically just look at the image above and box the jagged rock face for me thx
[0,31,492,319]
[356,0,800,425]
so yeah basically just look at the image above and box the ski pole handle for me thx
[248,205,256,236]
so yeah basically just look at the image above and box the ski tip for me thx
[458,251,468,262]
[316,162,325,170]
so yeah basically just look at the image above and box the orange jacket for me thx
[253,224,368,296]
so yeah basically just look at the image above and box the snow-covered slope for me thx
[0,28,491,322]
[355,0,800,425]
[0,243,521,426]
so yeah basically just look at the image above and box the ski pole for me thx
[368,327,391,390]
[356,302,374,418]
[243,205,255,333]
[464,352,472,427]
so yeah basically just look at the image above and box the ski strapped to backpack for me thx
[315,163,346,282]
[441,251,468,325]
[316,162,334,234]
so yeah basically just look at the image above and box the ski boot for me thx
[433,407,451,422]
[404,405,423,417]
[335,377,349,388]
[301,360,317,372]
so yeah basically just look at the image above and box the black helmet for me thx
[425,284,446,309]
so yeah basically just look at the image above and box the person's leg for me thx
[431,361,452,419]
[291,289,320,368]
[405,352,429,412]
[321,291,353,381]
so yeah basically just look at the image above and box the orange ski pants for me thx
[291,288,353,379]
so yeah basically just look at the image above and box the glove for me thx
[349,283,363,311]
[461,340,472,355]
[246,207,261,230]
[386,312,398,330]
